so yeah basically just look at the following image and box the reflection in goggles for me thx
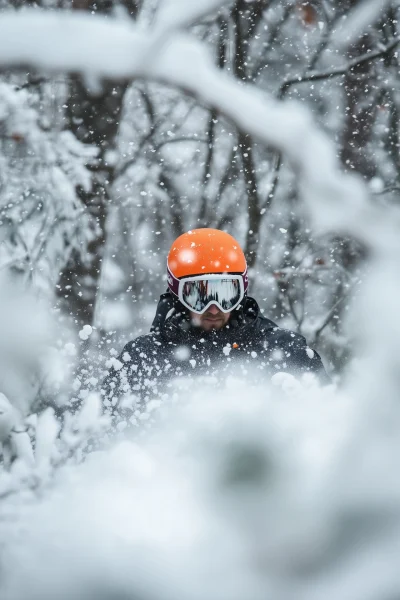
[182,279,242,312]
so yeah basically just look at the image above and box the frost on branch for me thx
[0,82,97,293]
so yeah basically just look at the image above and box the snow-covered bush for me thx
[0,80,97,293]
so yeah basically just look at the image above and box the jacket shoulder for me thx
[256,313,307,345]
[118,332,164,362]
[258,320,329,381]
[261,323,316,356]
[123,332,160,351]
[256,313,278,332]
[265,325,307,347]
[101,332,163,403]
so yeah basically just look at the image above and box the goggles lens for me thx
[180,277,243,314]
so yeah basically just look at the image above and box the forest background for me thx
[2,0,398,388]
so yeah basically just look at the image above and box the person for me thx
[102,228,328,420]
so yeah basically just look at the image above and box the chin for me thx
[203,322,223,331]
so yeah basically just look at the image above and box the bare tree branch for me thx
[251,2,295,81]
[279,35,400,98]
[312,293,347,345]
[262,152,282,211]
[374,185,400,196]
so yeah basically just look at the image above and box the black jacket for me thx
[102,293,328,418]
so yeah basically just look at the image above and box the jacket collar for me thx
[150,292,263,346]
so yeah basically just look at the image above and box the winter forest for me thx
[0,0,400,598]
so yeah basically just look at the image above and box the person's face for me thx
[190,303,231,331]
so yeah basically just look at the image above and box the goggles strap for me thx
[167,266,180,297]
[243,267,249,293]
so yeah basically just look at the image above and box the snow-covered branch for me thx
[0,8,367,235]
[153,0,233,33]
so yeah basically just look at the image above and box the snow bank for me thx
[1,376,400,600]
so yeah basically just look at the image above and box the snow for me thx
[369,177,384,194]
[0,81,96,292]
[306,347,315,359]
[34,408,60,470]
[0,393,17,443]
[64,343,77,357]
[1,377,400,600]
[78,324,93,341]
[175,345,191,361]
[106,357,124,371]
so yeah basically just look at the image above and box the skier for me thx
[102,228,328,418]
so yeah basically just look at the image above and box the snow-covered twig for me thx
[279,35,400,98]
[154,136,208,151]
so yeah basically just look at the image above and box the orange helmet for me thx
[167,229,248,312]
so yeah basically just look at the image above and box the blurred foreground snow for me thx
[0,373,400,600]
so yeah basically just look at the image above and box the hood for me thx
[150,291,264,346]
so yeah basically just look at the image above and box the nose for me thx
[208,304,219,314]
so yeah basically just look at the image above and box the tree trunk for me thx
[56,0,139,326]
[340,33,378,179]
[232,1,263,268]
[198,16,228,227]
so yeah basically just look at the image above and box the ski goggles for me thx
[168,268,248,314]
